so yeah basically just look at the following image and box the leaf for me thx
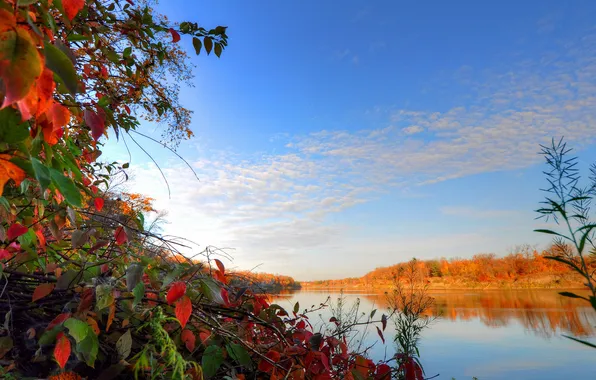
[56,269,81,290]
[31,158,51,191]
[0,108,29,143]
[258,350,281,373]
[32,283,55,302]
[54,332,71,369]
[116,329,132,359]
[71,229,87,248]
[49,168,82,207]
[114,225,128,245]
[95,284,114,310]
[202,345,224,377]
[132,282,144,307]
[46,312,71,330]
[181,329,196,352]
[0,24,43,106]
[175,295,192,328]
[44,40,78,95]
[16,68,55,119]
[214,43,222,58]
[84,109,105,141]
[106,303,115,331]
[166,281,186,304]
[126,263,144,291]
[204,36,213,55]
[77,332,99,367]
[214,258,225,274]
[62,0,85,21]
[293,301,300,314]
[94,197,104,211]
[47,102,71,129]
[200,278,224,304]
[169,28,180,43]
[192,37,202,55]
[7,223,28,240]
[0,154,26,197]
[0,336,13,359]
[64,318,89,343]
[227,343,252,367]
[381,314,387,331]
[86,317,100,335]
[376,326,385,344]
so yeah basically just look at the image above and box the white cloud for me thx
[118,31,596,279]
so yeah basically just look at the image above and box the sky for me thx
[103,0,596,280]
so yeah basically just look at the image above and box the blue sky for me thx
[103,1,596,280]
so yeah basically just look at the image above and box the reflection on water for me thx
[274,289,596,338]
[272,289,596,380]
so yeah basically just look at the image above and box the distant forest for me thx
[303,245,589,289]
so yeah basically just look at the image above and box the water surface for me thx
[273,289,596,380]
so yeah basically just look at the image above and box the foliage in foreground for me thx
[535,138,596,349]
[0,1,406,379]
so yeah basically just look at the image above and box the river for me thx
[271,289,596,380]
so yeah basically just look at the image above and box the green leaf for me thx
[38,326,61,345]
[49,168,82,207]
[226,343,251,367]
[96,284,114,311]
[202,345,224,378]
[192,37,202,55]
[293,302,299,314]
[77,332,99,367]
[44,40,78,94]
[0,197,10,212]
[64,318,90,343]
[17,0,38,5]
[31,158,51,191]
[200,278,224,304]
[563,334,596,349]
[66,34,91,42]
[0,108,29,143]
[133,281,145,308]
[116,329,132,359]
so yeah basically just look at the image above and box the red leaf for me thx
[169,28,181,43]
[214,259,225,274]
[94,198,104,211]
[7,223,28,240]
[375,364,391,380]
[114,226,127,245]
[166,281,186,305]
[220,288,230,306]
[54,332,71,369]
[198,329,211,344]
[0,249,11,260]
[175,295,192,328]
[47,102,71,129]
[62,0,85,21]
[46,313,71,330]
[77,288,94,313]
[123,104,131,114]
[84,109,105,141]
[376,326,385,344]
[32,283,55,302]
[181,329,196,351]
[258,350,281,372]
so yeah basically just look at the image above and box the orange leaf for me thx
[32,283,55,302]
[114,226,127,245]
[86,317,100,335]
[166,281,186,305]
[181,328,195,351]
[94,198,104,211]
[84,108,105,141]
[106,303,115,332]
[54,332,71,369]
[35,229,46,250]
[47,102,71,129]
[0,24,42,107]
[7,223,28,240]
[16,68,55,120]
[46,313,71,330]
[214,259,225,274]
[175,295,192,328]
[62,0,85,21]
[169,28,180,43]
[0,155,26,197]
[198,329,211,344]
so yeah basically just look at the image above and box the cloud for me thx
[120,30,596,279]
[440,206,521,219]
